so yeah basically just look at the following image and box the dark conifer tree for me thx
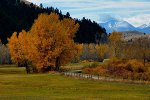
[0,0,107,44]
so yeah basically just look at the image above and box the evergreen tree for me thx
[0,0,107,44]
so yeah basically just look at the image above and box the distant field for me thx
[0,65,150,100]
[62,62,100,70]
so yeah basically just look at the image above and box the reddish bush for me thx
[82,68,94,74]
[82,59,150,81]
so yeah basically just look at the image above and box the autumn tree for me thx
[71,44,83,63]
[108,31,123,58]
[8,32,18,63]
[122,41,138,59]
[123,37,150,66]
[80,44,109,61]
[27,13,79,71]
[136,37,150,66]
[0,40,11,64]
[96,44,109,61]
[8,31,31,73]
[80,44,99,61]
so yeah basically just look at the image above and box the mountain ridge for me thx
[100,19,150,34]
[138,23,150,29]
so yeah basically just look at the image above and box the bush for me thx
[82,59,150,81]
[126,60,147,73]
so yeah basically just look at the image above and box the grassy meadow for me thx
[0,64,150,100]
[62,62,96,70]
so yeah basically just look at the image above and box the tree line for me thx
[109,32,150,66]
[0,0,107,44]
[82,32,150,81]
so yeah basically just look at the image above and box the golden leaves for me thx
[8,13,79,71]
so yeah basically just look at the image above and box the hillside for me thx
[0,0,107,44]
[20,0,31,4]
[121,30,150,40]
[137,23,150,33]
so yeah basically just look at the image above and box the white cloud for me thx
[124,14,150,27]
[27,0,150,26]
[28,0,150,9]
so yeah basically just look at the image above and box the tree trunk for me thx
[25,61,30,74]
[114,47,117,58]
[143,53,146,67]
[55,57,61,71]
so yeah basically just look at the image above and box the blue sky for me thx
[28,0,150,27]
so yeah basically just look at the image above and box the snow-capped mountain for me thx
[138,24,150,29]
[137,23,150,33]
[100,19,136,33]
[100,19,150,33]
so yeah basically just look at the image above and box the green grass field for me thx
[0,65,150,100]
[62,62,101,70]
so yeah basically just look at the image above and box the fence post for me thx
[90,74,92,79]
[79,73,81,78]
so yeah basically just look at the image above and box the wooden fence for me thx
[62,71,150,84]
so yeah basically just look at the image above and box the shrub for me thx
[126,60,146,73]
[82,58,150,81]
[93,66,107,76]
[82,68,94,74]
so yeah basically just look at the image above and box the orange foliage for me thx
[95,44,108,61]
[72,44,83,63]
[108,31,123,58]
[8,13,79,72]
[83,59,150,81]
[109,31,122,42]
[8,31,29,64]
